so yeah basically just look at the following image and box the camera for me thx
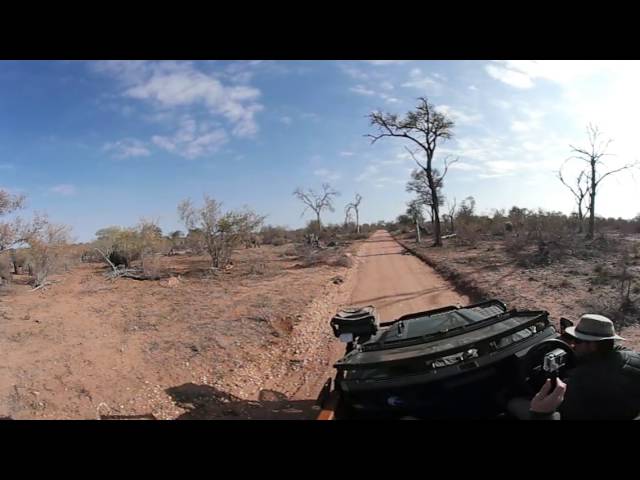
[543,348,567,375]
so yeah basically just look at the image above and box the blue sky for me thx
[1,60,638,242]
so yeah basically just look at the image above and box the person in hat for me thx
[511,313,640,420]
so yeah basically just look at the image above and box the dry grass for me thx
[395,231,640,348]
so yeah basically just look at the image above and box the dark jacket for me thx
[533,346,640,420]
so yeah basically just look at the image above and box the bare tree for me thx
[345,193,363,233]
[179,196,264,268]
[446,197,457,233]
[292,183,339,230]
[344,208,354,228]
[569,124,637,239]
[367,98,457,246]
[557,166,591,234]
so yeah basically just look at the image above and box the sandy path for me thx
[348,230,468,321]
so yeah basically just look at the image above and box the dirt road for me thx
[349,230,468,321]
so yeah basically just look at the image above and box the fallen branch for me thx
[104,267,142,280]
[30,281,55,292]
[95,248,118,274]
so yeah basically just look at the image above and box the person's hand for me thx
[530,378,566,413]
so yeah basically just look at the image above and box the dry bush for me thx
[583,250,640,329]
[260,226,288,245]
[179,196,264,268]
[279,245,299,258]
[0,254,12,284]
[296,247,332,268]
[455,220,482,246]
[248,261,267,275]
[141,255,167,280]
[346,232,369,241]
[26,217,72,287]
[590,263,611,285]
[9,249,29,274]
[271,236,287,246]
[294,247,354,269]
[332,254,354,268]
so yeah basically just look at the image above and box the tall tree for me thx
[293,183,339,230]
[569,124,637,239]
[367,97,457,246]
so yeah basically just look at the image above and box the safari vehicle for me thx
[316,300,575,419]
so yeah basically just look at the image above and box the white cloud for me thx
[339,151,355,157]
[93,60,263,137]
[365,60,408,66]
[103,138,151,159]
[50,184,76,196]
[338,63,370,81]
[152,116,228,159]
[469,85,478,91]
[436,105,483,126]
[350,84,398,103]
[0,163,14,170]
[510,107,545,133]
[484,160,521,174]
[351,85,376,96]
[313,168,342,181]
[356,164,380,183]
[510,121,531,133]
[356,150,415,185]
[492,99,512,110]
[450,162,482,171]
[402,68,439,91]
[485,63,534,89]
[280,116,292,125]
[484,60,630,90]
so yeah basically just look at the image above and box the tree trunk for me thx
[415,217,421,243]
[587,159,596,239]
[423,150,442,247]
[577,204,584,234]
[428,174,442,246]
[316,212,322,230]
[356,210,360,234]
[432,203,442,247]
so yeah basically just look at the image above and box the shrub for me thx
[0,254,12,283]
[141,255,166,280]
[332,254,354,268]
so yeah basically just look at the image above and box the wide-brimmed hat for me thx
[565,314,626,341]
